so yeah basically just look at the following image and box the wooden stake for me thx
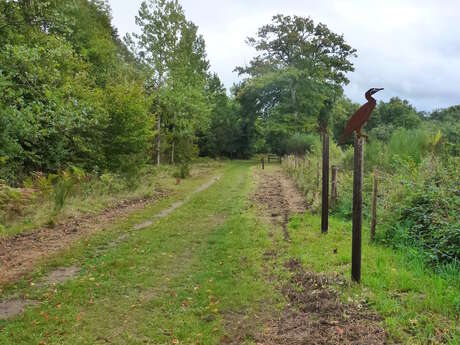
[370,170,378,242]
[321,132,329,233]
[261,157,265,170]
[331,165,338,207]
[352,135,364,283]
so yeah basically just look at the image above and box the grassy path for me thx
[0,162,279,344]
[1,162,458,344]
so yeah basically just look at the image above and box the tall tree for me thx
[128,0,211,165]
[0,0,152,182]
[235,15,357,153]
[128,0,186,165]
[165,21,210,163]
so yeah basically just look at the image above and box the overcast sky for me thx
[108,0,460,111]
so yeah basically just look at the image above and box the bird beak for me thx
[375,88,384,92]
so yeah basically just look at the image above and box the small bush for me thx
[99,173,128,194]
[173,164,190,179]
[53,172,74,212]
[0,181,25,219]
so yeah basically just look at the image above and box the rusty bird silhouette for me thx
[341,88,383,142]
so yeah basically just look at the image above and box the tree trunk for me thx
[156,114,161,166]
[352,135,364,283]
[171,141,175,165]
[321,132,329,233]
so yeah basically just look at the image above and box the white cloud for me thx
[108,0,460,111]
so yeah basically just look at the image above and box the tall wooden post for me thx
[261,157,265,170]
[370,170,378,242]
[331,165,338,207]
[352,135,364,283]
[321,132,329,233]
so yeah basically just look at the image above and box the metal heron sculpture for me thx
[340,88,384,142]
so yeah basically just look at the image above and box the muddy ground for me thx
[236,168,387,345]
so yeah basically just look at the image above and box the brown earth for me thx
[0,191,167,286]
[252,169,306,241]
[231,167,387,345]
[0,298,39,320]
[259,258,387,345]
[0,176,221,287]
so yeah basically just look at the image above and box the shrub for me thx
[173,164,190,179]
[383,156,460,264]
[0,182,23,219]
[99,173,128,194]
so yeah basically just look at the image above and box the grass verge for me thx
[288,213,460,344]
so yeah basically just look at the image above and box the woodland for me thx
[0,1,458,344]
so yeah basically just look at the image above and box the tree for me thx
[128,0,211,165]
[235,14,357,153]
[199,74,243,158]
[0,0,151,183]
[128,0,187,165]
[165,21,210,163]
[235,14,356,233]
[366,97,421,142]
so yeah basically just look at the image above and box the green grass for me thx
[0,161,223,238]
[0,161,282,344]
[1,162,458,344]
[288,213,460,344]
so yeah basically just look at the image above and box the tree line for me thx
[1,0,458,186]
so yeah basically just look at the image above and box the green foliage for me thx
[364,127,441,172]
[285,124,459,267]
[234,14,356,156]
[52,167,87,212]
[128,0,211,165]
[428,105,460,156]
[198,75,245,158]
[0,181,24,220]
[53,174,73,213]
[173,163,190,179]
[0,0,150,183]
[102,81,153,174]
[369,97,421,133]
[282,133,316,156]
[99,172,128,194]
[383,157,459,264]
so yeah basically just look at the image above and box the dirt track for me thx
[0,193,166,286]
[250,168,387,345]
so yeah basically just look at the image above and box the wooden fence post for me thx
[321,132,329,233]
[331,165,338,207]
[370,170,378,242]
[352,135,364,283]
[261,157,265,170]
